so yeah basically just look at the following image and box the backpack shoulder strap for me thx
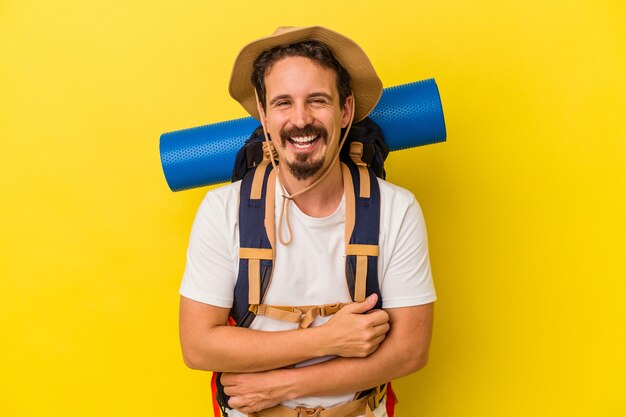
[342,155,383,310]
[215,157,277,416]
[232,159,276,327]
[342,153,388,416]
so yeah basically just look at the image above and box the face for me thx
[260,56,353,182]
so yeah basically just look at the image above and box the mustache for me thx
[279,124,328,143]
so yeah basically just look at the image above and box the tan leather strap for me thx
[361,383,388,410]
[248,385,386,417]
[342,164,378,303]
[240,248,273,305]
[239,248,273,260]
[265,169,276,250]
[345,244,379,303]
[346,244,379,257]
[250,303,347,329]
[348,142,371,198]
[249,396,369,417]
[341,162,366,302]
[251,160,271,200]
[357,166,370,199]
[263,141,278,161]
[342,163,355,250]
[248,259,261,304]
[354,255,368,302]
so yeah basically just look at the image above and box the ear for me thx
[341,95,354,128]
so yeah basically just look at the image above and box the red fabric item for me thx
[211,316,236,417]
[386,382,397,417]
[211,372,221,417]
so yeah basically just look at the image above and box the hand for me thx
[322,294,390,358]
[221,370,292,414]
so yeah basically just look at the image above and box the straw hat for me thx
[229,26,382,122]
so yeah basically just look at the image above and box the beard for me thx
[279,124,328,181]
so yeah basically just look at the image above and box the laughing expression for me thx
[279,123,328,180]
[262,56,352,182]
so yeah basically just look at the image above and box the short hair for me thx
[251,40,352,112]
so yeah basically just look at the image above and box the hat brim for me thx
[229,26,382,122]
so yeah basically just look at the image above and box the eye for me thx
[274,100,290,108]
[310,97,328,105]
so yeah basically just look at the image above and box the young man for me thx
[179,26,436,417]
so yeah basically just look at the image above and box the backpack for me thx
[213,117,396,417]
[232,117,389,183]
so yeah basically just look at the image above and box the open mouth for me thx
[288,135,321,150]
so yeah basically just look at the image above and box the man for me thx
[179,26,435,417]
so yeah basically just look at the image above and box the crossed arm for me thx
[179,294,434,414]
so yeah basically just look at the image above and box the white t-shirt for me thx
[180,177,436,416]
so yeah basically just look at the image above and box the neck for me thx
[278,161,343,218]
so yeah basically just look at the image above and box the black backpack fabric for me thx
[231,117,389,182]
[215,117,390,416]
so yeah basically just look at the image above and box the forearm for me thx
[287,334,425,398]
[180,294,389,374]
[183,324,327,373]
[278,304,433,399]
[180,296,329,372]
[220,304,433,414]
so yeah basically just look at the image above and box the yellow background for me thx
[1,0,625,416]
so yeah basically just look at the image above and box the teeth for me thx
[290,135,316,143]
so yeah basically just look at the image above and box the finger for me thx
[228,396,242,409]
[344,294,378,314]
[371,334,386,346]
[368,334,387,349]
[364,309,389,325]
[371,322,390,337]
[220,372,234,385]
[229,398,259,414]
[366,337,386,355]
[365,307,388,318]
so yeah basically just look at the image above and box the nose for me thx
[292,102,313,128]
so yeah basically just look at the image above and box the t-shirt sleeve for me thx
[179,186,239,308]
[381,193,436,309]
